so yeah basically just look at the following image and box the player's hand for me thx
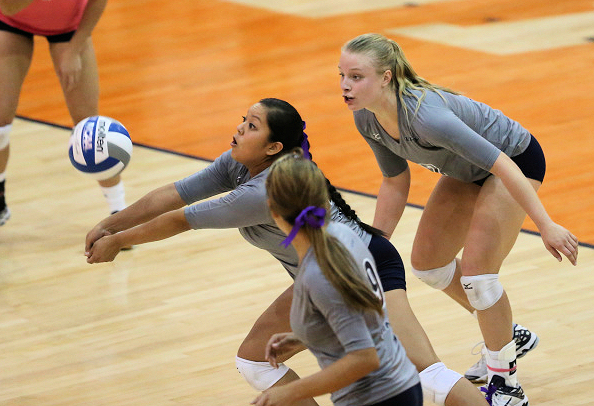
[85,234,121,263]
[540,222,578,266]
[251,385,296,406]
[54,43,83,92]
[85,226,112,252]
[265,332,303,368]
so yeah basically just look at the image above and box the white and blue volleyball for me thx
[68,116,133,181]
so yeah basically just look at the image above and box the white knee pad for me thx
[419,362,463,406]
[411,259,456,290]
[0,124,11,150]
[235,356,289,391]
[460,274,504,311]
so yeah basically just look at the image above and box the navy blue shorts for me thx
[367,234,407,292]
[365,383,423,406]
[0,20,75,43]
[474,134,546,186]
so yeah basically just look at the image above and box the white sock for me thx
[0,172,5,182]
[0,123,11,150]
[100,181,126,213]
[485,340,518,387]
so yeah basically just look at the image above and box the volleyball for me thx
[68,116,133,181]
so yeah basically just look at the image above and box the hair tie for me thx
[301,121,311,160]
[280,206,326,248]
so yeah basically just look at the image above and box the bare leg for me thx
[461,176,541,351]
[237,285,319,406]
[49,38,122,191]
[271,370,319,406]
[385,290,439,370]
[442,258,475,313]
[411,177,479,313]
[0,31,34,171]
[446,378,487,406]
[238,285,295,361]
[386,289,488,406]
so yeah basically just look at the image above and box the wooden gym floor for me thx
[1,0,593,405]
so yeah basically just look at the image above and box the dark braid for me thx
[325,178,386,237]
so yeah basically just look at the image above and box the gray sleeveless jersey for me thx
[174,150,371,277]
[354,89,531,182]
[291,222,419,406]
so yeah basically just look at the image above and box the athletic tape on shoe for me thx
[485,340,518,387]
[419,362,463,406]
[411,259,456,290]
[235,356,289,391]
[460,274,504,310]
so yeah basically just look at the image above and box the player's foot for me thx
[481,375,528,406]
[0,206,10,226]
[464,323,539,383]
[111,211,133,251]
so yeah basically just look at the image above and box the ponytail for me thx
[267,151,383,314]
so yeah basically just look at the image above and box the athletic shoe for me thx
[0,206,10,226]
[464,323,539,383]
[513,323,539,358]
[481,375,528,406]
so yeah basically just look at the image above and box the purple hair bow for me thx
[280,206,326,248]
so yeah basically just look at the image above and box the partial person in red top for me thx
[0,0,127,226]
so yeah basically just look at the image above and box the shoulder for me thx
[353,109,378,137]
[353,109,374,124]
[214,150,250,177]
[410,89,451,109]
[407,90,463,131]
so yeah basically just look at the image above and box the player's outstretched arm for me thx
[86,209,191,263]
[372,168,410,238]
[85,183,186,252]
[490,153,579,265]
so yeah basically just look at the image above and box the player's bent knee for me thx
[235,356,289,391]
[0,124,11,150]
[411,259,456,290]
[419,362,462,406]
[460,274,504,310]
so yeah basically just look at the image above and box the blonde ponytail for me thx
[267,150,383,314]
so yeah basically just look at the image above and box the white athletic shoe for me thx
[481,375,529,406]
[0,206,10,226]
[464,323,539,383]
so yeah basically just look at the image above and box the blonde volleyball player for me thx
[252,151,422,406]
[0,0,126,226]
[86,98,488,405]
[338,33,578,405]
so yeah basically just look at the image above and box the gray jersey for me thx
[354,89,531,182]
[291,222,419,406]
[174,150,371,277]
